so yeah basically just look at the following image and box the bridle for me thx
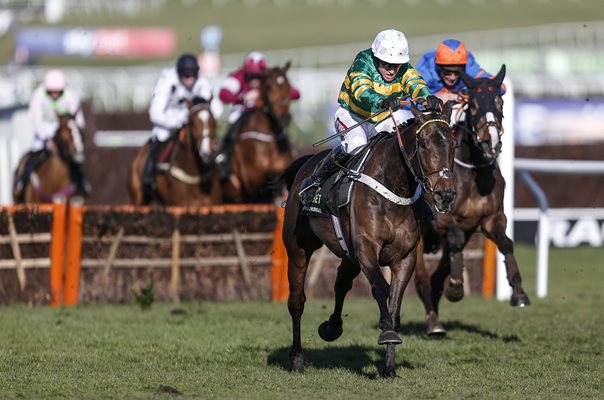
[394,113,454,194]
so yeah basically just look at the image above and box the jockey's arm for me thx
[149,78,188,130]
[28,89,56,141]
[219,75,242,104]
[290,86,300,100]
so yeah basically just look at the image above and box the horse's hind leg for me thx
[483,213,531,308]
[443,226,466,303]
[318,258,360,342]
[415,240,446,336]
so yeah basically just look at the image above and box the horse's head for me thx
[262,62,293,127]
[181,98,216,166]
[459,64,506,160]
[410,102,456,213]
[55,113,83,163]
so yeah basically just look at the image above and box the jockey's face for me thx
[439,68,461,88]
[179,74,197,89]
[46,90,63,100]
[377,59,402,82]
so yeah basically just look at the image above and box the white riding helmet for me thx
[371,29,410,64]
[44,69,66,91]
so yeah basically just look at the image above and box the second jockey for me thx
[215,51,300,182]
[145,53,215,197]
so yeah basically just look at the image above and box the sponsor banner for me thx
[514,208,604,247]
[15,27,176,58]
[515,98,604,145]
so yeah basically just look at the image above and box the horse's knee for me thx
[446,228,465,252]
[498,235,514,255]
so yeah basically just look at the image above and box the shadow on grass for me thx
[398,320,522,343]
[267,345,425,379]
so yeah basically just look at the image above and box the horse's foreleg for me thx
[415,240,446,336]
[444,226,466,303]
[318,259,360,342]
[483,214,531,308]
[288,253,308,373]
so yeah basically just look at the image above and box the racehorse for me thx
[12,113,83,204]
[128,99,221,206]
[281,102,456,377]
[222,62,295,203]
[414,65,531,337]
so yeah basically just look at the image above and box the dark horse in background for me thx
[222,63,295,203]
[13,113,84,204]
[414,65,531,336]
[128,99,221,206]
[282,102,456,377]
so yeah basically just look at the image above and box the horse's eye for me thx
[418,139,428,149]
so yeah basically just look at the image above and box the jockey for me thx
[145,53,214,196]
[215,51,300,181]
[416,38,506,103]
[299,29,441,205]
[15,69,89,198]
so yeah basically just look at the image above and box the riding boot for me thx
[14,153,39,201]
[70,161,91,197]
[275,130,290,152]
[142,139,161,197]
[299,146,351,206]
[215,122,239,182]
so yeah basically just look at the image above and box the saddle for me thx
[301,133,390,218]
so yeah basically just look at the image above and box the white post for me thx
[497,77,514,301]
[536,210,549,298]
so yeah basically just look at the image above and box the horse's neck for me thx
[371,134,416,194]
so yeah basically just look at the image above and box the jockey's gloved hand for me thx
[176,108,189,126]
[425,95,443,112]
[379,95,401,111]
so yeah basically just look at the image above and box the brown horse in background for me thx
[282,103,456,377]
[129,99,221,206]
[13,113,83,204]
[414,65,531,337]
[222,63,295,203]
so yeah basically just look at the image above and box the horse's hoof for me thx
[318,320,343,342]
[381,366,397,378]
[290,354,304,373]
[427,324,447,337]
[378,330,402,345]
[444,277,465,302]
[510,294,531,308]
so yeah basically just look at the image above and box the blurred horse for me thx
[414,65,531,336]
[282,102,456,377]
[13,113,83,204]
[128,99,221,206]
[222,63,295,203]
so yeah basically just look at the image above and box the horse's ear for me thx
[410,101,424,121]
[283,61,291,73]
[493,64,506,87]
[442,100,452,121]
[459,68,475,90]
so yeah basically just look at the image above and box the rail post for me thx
[49,196,67,307]
[63,196,84,306]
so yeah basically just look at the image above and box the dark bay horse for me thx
[282,102,456,377]
[414,65,531,336]
[13,113,83,204]
[222,63,295,203]
[129,99,221,206]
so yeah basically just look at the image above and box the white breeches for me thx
[334,106,413,154]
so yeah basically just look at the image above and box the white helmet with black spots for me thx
[371,29,410,64]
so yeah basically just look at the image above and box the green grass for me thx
[3,0,604,66]
[1,244,603,399]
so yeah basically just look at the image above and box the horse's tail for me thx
[280,154,313,191]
